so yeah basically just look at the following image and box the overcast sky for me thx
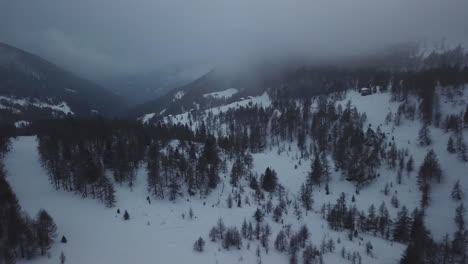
[1,0,467,80]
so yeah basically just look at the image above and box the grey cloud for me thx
[1,0,467,81]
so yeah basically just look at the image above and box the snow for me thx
[5,136,404,264]
[64,88,77,94]
[0,96,74,115]
[14,120,31,128]
[139,113,155,124]
[417,40,464,59]
[4,88,468,264]
[164,91,271,129]
[337,90,468,240]
[173,90,185,101]
[203,88,238,99]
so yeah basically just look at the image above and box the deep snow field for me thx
[4,89,468,264]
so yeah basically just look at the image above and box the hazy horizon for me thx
[1,0,467,81]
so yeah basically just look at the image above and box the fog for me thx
[1,0,467,80]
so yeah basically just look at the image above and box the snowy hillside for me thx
[163,91,271,129]
[0,96,73,115]
[3,85,468,264]
[203,88,239,99]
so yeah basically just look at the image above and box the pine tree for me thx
[420,183,430,209]
[123,210,130,220]
[452,203,467,257]
[104,180,116,208]
[274,230,287,252]
[400,209,431,264]
[464,105,468,127]
[261,167,278,192]
[36,209,57,256]
[393,206,411,243]
[303,244,319,264]
[406,156,414,175]
[226,194,233,208]
[451,180,464,201]
[300,183,313,212]
[241,219,248,238]
[418,123,432,146]
[189,207,194,219]
[61,235,67,243]
[320,152,331,184]
[254,208,264,223]
[60,251,66,264]
[366,204,377,234]
[456,134,468,162]
[230,158,243,187]
[193,237,205,252]
[418,150,442,185]
[308,154,323,186]
[378,202,390,237]
[447,136,456,153]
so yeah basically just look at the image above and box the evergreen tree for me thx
[226,194,233,208]
[308,154,323,186]
[464,105,468,127]
[456,134,468,162]
[193,237,205,252]
[123,210,130,220]
[60,251,66,264]
[406,156,414,175]
[230,158,243,187]
[418,150,442,185]
[451,180,464,201]
[452,203,468,259]
[274,230,287,252]
[393,206,411,243]
[400,209,432,264]
[254,208,264,223]
[303,244,319,264]
[36,209,57,256]
[241,219,248,238]
[320,152,331,184]
[261,167,278,192]
[300,183,313,212]
[418,123,432,146]
[447,136,456,153]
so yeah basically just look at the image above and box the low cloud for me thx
[1,0,467,81]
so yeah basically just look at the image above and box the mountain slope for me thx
[4,86,468,264]
[0,42,127,123]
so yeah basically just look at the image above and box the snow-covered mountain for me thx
[1,43,468,264]
[131,45,468,124]
[0,42,127,125]
[2,64,468,263]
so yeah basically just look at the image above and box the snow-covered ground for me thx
[0,96,73,115]
[165,91,271,129]
[338,90,468,240]
[4,88,468,264]
[5,136,403,264]
[14,120,31,128]
[139,113,155,124]
[203,88,238,99]
[173,90,185,101]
